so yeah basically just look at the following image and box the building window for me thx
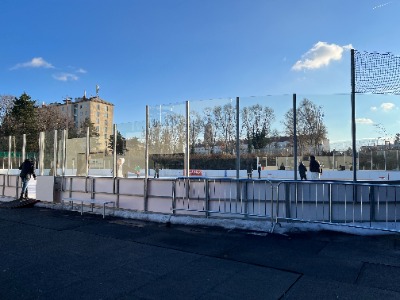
[97,104,100,110]
[97,112,100,117]
[96,118,100,124]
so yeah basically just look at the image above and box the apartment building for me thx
[45,95,114,152]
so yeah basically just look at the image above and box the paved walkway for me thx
[0,204,400,299]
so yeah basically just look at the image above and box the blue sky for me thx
[1,0,400,146]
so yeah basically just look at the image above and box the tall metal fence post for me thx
[293,94,298,180]
[53,129,57,176]
[351,49,357,182]
[22,134,26,162]
[351,49,358,204]
[39,132,45,176]
[85,127,90,176]
[62,129,67,176]
[8,136,11,172]
[236,97,240,179]
[113,124,117,179]
[144,105,149,211]
[1,174,5,197]
[112,124,118,206]
[236,97,240,202]
[185,101,190,177]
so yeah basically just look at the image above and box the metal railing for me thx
[275,180,400,232]
[172,177,275,222]
[2,173,400,233]
[171,177,400,233]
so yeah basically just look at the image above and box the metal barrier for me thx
[171,178,400,233]
[0,174,20,199]
[2,174,400,233]
[275,180,400,233]
[172,177,275,223]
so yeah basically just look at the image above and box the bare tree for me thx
[241,104,275,152]
[189,111,203,154]
[283,98,327,155]
[0,94,15,125]
[213,103,236,154]
[162,112,186,154]
[203,107,216,154]
[36,105,75,132]
[148,119,163,154]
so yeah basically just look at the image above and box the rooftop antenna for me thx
[63,95,72,102]
[96,84,100,97]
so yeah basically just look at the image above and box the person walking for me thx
[257,163,262,179]
[116,158,125,178]
[309,155,321,180]
[298,161,307,180]
[19,158,36,200]
[247,163,253,179]
[154,164,160,178]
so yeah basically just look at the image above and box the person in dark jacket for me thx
[19,158,36,200]
[299,161,307,180]
[309,155,321,180]
[247,163,253,179]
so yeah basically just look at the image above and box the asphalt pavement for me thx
[0,203,400,299]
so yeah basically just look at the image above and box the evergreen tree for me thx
[78,118,99,137]
[0,93,39,151]
[108,131,127,155]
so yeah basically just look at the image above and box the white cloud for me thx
[67,66,87,74]
[380,102,395,111]
[11,57,54,70]
[292,42,353,71]
[76,68,87,74]
[356,118,374,124]
[52,73,79,81]
[370,106,378,111]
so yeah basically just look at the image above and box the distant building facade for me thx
[43,96,114,152]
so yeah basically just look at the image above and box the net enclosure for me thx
[354,50,400,94]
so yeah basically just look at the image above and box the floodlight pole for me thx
[351,49,357,182]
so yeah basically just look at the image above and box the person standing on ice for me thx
[309,155,321,180]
